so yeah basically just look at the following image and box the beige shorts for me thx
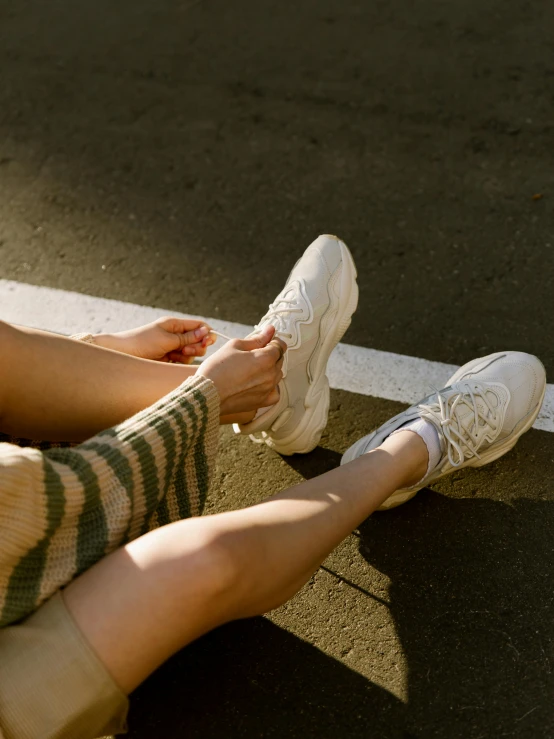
[0,592,129,739]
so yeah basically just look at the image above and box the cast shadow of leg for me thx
[358,488,554,738]
[128,616,407,738]
[282,446,342,479]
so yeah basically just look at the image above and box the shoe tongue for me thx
[451,387,499,434]
[257,287,297,330]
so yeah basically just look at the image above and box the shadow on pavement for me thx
[128,616,407,739]
[129,430,554,738]
[1,0,553,369]
[281,446,342,478]
[282,436,554,736]
[358,493,554,738]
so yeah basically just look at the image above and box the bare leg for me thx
[0,322,252,440]
[64,430,427,694]
[0,321,197,441]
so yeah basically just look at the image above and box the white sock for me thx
[390,418,442,481]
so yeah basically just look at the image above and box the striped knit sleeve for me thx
[0,375,220,628]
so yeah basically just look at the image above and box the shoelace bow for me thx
[256,296,304,341]
[420,381,499,467]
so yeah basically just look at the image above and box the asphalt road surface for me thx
[1,1,553,737]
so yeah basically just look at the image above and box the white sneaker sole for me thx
[341,352,547,510]
[260,236,359,455]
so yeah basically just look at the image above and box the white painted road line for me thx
[1,278,553,433]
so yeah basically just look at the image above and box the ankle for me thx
[379,429,430,488]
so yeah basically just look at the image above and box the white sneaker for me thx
[341,351,547,510]
[235,234,358,455]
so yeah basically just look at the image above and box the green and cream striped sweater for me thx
[0,374,220,627]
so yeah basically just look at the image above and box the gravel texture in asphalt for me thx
[1,1,553,737]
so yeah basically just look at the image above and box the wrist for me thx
[92,333,129,354]
[197,368,226,405]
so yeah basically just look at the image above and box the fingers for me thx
[171,322,217,362]
[199,323,286,415]
[182,338,213,356]
[155,317,213,351]
[167,339,212,362]
[176,325,210,349]
[233,324,276,351]
[156,316,210,335]
[260,336,287,365]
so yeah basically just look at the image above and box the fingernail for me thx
[183,346,195,354]
[195,326,209,339]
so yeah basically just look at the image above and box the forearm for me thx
[77,332,131,353]
[0,321,197,441]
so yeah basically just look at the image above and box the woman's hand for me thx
[198,325,286,417]
[94,317,216,363]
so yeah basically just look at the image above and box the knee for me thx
[196,528,243,602]
[205,524,280,619]
[185,523,265,619]
[151,518,269,621]
[153,519,246,617]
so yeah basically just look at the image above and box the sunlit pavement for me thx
[1,1,553,736]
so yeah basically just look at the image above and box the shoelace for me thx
[211,329,233,340]
[211,296,302,343]
[212,294,302,349]
[255,296,304,341]
[420,381,499,467]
